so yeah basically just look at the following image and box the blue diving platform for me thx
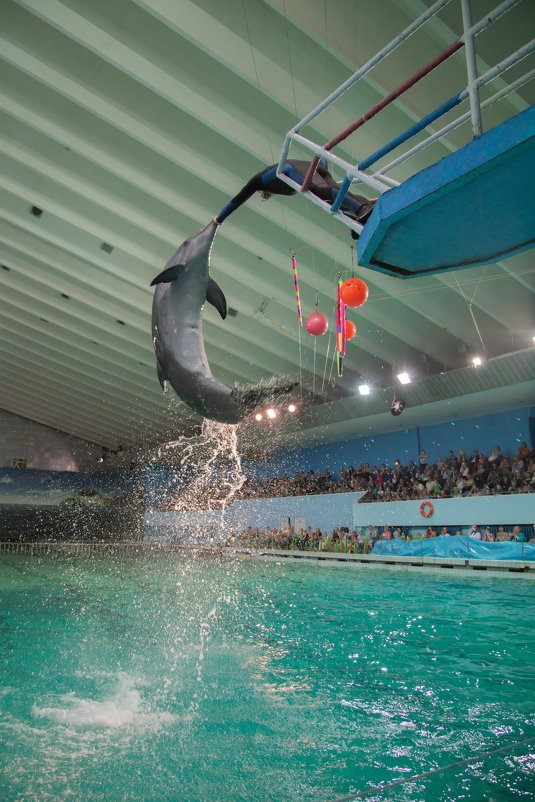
[357,104,535,278]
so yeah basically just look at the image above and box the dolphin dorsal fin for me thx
[150,263,186,286]
[206,278,227,320]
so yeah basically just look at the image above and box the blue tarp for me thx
[372,535,535,561]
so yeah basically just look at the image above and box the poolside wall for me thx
[144,492,534,542]
[240,406,534,480]
[352,493,534,530]
[144,491,364,541]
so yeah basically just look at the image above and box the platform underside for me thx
[357,104,535,278]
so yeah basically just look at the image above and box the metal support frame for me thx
[375,66,535,177]
[277,0,533,230]
[300,39,464,193]
[461,0,483,136]
[277,0,454,175]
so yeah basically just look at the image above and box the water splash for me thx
[32,673,176,732]
[150,419,247,542]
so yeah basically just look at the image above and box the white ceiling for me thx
[0,0,534,450]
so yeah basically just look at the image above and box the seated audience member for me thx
[381,526,392,540]
[488,445,502,463]
[425,526,437,538]
[459,460,470,478]
[482,526,495,542]
[495,525,511,541]
[510,525,528,542]
[468,524,482,539]
[440,526,451,536]
[517,442,532,462]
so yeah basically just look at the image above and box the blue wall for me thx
[242,407,532,480]
[145,492,365,540]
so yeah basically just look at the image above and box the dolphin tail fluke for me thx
[150,263,186,286]
[231,375,299,412]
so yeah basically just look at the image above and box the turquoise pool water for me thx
[1,551,534,801]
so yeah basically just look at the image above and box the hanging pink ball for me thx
[306,311,328,336]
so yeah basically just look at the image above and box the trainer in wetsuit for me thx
[214,159,375,234]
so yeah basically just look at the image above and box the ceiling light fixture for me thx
[266,408,277,419]
[358,384,370,396]
[255,413,263,421]
[472,356,482,366]
[287,404,296,412]
[397,372,411,384]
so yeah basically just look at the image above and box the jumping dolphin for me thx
[151,220,296,424]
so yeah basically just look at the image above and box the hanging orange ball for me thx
[340,278,368,308]
[345,320,357,340]
[305,310,328,336]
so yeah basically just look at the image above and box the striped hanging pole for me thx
[340,280,347,357]
[335,275,346,377]
[290,251,303,326]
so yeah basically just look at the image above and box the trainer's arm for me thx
[215,171,266,223]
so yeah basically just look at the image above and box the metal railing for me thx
[277,0,534,236]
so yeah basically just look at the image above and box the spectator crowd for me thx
[227,522,535,553]
[234,442,534,503]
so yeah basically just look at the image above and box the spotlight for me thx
[287,404,296,413]
[397,372,411,384]
[358,384,370,396]
[266,408,277,419]
[472,356,482,367]
[391,396,406,416]
[254,413,263,421]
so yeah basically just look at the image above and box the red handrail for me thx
[301,39,464,191]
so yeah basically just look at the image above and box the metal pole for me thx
[461,0,483,137]
[301,39,464,191]
[375,68,535,176]
[290,0,454,135]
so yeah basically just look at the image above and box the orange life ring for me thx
[420,501,434,518]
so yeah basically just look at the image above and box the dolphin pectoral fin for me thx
[156,360,168,392]
[150,264,186,286]
[206,278,227,320]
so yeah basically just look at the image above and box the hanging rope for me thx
[241,0,275,164]
[326,736,535,802]
[295,228,347,253]
[453,273,487,355]
[321,303,336,393]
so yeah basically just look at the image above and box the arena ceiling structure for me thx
[0,0,534,452]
